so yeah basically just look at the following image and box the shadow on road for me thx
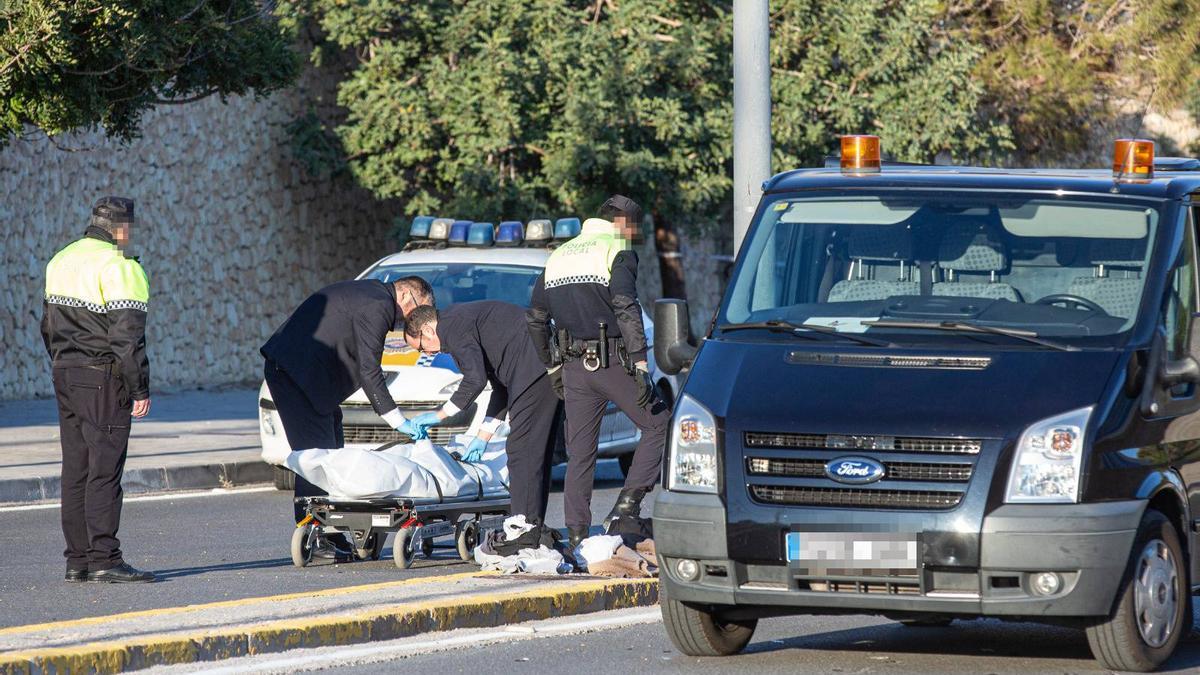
[737,616,1200,671]
[152,557,296,580]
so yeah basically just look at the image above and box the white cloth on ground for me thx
[475,545,569,575]
[574,534,624,571]
[503,515,536,541]
[282,437,509,500]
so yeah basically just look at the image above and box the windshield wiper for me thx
[717,320,894,347]
[864,319,1078,352]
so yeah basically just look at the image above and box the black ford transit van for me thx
[652,140,1200,672]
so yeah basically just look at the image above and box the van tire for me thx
[1085,509,1188,672]
[662,590,756,656]
[273,466,295,491]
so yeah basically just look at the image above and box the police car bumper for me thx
[655,491,1142,618]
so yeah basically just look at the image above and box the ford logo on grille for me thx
[825,457,885,484]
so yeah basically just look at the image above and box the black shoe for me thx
[312,535,352,561]
[65,568,88,583]
[603,488,648,533]
[567,526,590,549]
[89,563,155,583]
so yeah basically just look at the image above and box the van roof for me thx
[764,160,1200,200]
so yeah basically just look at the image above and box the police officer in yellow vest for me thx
[41,197,154,583]
[526,195,669,547]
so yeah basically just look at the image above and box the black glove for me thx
[634,367,656,407]
[547,366,564,400]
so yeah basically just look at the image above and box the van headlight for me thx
[1005,406,1092,503]
[668,395,719,493]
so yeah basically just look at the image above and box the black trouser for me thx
[504,375,562,524]
[53,364,132,572]
[263,360,343,522]
[561,359,669,528]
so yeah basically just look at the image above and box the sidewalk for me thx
[0,570,658,673]
[0,387,270,504]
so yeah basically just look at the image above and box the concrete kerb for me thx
[0,577,660,674]
[0,460,274,505]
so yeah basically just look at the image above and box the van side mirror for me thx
[1162,356,1200,388]
[654,299,697,376]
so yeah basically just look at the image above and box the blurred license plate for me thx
[786,532,918,573]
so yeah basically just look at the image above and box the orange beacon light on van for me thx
[841,135,881,174]
[1113,139,1154,179]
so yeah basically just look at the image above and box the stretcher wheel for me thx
[393,527,416,569]
[455,520,479,562]
[356,532,382,561]
[291,524,314,568]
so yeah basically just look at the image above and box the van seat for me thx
[1066,239,1145,319]
[827,227,917,302]
[932,224,1020,302]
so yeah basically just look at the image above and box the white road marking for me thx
[0,485,277,512]
[198,608,664,675]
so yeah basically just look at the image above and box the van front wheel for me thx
[662,593,756,657]
[1085,509,1188,672]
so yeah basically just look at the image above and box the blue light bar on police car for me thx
[429,216,451,240]
[496,221,523,247]
[410,215,434,239]
[449,220,471,245]
[467,222,495,247]
[554,217,581,240]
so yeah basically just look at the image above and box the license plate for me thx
[371,514,391,527]
[786,532,918,573]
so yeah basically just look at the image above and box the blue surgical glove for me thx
[397,418,427,441]
[410,411,442,436]
[461,436,488,463]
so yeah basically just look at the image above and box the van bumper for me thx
[655,491,1144,618]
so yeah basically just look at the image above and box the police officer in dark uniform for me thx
[526,195,668,546]
[260,276,432,547]
[42,197,154,583]
[404,301,561,524]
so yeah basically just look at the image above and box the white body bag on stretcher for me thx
[271,438,509,501]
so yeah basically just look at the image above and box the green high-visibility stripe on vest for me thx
[45,237,149,312]
[544,218,629,289]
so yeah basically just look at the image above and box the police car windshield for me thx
[721,191,1165,345]
[365,263,541,308]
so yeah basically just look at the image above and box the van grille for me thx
[750,485,963,510]
[746,458,972,482]
[342,424,468,445]
[744,432,981,455]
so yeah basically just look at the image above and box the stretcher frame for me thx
[290,494,510,569]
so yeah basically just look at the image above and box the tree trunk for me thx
[653,213,687,299]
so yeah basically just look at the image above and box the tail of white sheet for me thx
[282,438,509,501]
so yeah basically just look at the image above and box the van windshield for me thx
[721,191,1165,345]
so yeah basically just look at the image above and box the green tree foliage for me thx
[0,1,298,145]
[278,0,1006,295]
[940,0,1200,161]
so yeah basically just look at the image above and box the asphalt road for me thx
[0,462,629,628]
[341,609,1200,675]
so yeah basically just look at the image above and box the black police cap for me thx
[600,194,643,225]
[92,196,134,228]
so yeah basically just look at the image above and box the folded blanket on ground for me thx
[587,544,658,579]
[280,437,509,500]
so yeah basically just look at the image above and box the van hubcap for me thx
[1133,539,1178,648]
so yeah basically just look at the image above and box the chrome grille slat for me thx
[750,485,963,510]
[342,425,468,445]
[746,458,972,482]
[745,432,981,455]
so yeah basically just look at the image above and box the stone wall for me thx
[0,89,397,400]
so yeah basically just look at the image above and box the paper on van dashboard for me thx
[803,316,876,334]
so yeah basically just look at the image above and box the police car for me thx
[653,136,1200,672]
[260,217,679,487]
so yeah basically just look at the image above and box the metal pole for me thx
[732,0,771,255]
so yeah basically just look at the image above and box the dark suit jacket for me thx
[261,280,398,416]
[437,301,546,419]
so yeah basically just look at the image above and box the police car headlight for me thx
[260,408,276,436]
[1005,406,1092,504]
[668,395,719,494]
[438,382,460,396]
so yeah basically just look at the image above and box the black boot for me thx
[567,526,590,549]
[603,487,648,533]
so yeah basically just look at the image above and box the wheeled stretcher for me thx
[281,437,512,569]
[291,494,509,569]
